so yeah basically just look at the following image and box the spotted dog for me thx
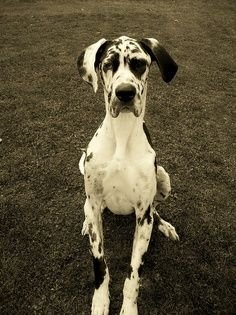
[77,36,179,315]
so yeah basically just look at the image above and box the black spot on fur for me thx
[88,223,93,235]
[138,263,144,277]
[131,48,141,54]
[93,257,106,289]
[98,242,102,254]
[138,206,152,226]
[137,201,142,208]
[88,223,97,242]
[86,152,93,162]
[108,92,112,103]
[138,252,147,277]
[128,265,133,279]
[154,158,157,175]
[88,74,92,83]
[115,43,122,51]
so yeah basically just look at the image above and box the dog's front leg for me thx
[120,205,154,315]
[82,198,110,315]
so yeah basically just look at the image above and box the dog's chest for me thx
[85,148,156,215]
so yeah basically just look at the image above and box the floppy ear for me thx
[77,38,107,93]
[140,38,178,83]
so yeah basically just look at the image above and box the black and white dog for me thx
[78,36,179,315]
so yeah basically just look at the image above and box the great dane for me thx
[77,36,179,315]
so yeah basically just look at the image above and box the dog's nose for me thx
[115,84,136,102]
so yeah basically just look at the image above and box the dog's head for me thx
[78,36,178,118]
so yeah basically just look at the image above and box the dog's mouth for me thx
[110,103,140,118]
[120,106,132,113]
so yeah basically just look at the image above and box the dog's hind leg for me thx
[82,198,110,315]
[153,207,179,241]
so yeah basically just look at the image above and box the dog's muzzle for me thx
[110,83,140,117]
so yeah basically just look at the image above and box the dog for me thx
[77,36,179,315]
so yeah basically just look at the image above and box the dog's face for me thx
[97,37,152,117]
[78,36,178,118]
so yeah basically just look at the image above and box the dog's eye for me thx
[103,56,119,73]
[130,58,147,74]
[103,61,113,72]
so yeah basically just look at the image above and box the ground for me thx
[0,0,235,314]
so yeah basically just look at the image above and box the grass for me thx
[0,0,235,314]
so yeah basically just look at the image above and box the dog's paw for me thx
[158,219,179,241]
[91,286,110,315]
[156,166,171,201]
[120,299,138,315]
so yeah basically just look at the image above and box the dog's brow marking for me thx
[131,48,141,54]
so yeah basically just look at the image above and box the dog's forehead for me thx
[105,36,146,59]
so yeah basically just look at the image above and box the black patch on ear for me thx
[140,39,178,83]
[95,40,113,70]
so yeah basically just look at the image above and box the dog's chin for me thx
[110,105,141,118]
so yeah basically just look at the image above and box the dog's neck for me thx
[103,88,147,160]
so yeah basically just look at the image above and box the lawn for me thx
[0,0,235,314]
